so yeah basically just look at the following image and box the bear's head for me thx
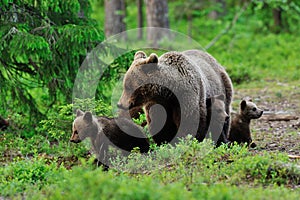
[70,109,99,143]
[240,98,263,120]
[117,51,159,111]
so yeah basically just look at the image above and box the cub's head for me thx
[70,109,99,143]
[117,51,159,111]
[240,98,263,120]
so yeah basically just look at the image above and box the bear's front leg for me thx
[216,118,230,147]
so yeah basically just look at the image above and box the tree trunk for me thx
[146,0,169,46]
[209,0,226,19]
[187,14,192,39]
[137,0,143,39]
[105,0,126,39]
[272,8,282,33]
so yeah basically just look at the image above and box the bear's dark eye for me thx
[252,108,257,111]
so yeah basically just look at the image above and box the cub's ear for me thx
[242,96,252,102]
[134,51,147,60]
[83,111,93,123]
[240,100,247,111]
[76,109,84,117]
[140,53,159,73]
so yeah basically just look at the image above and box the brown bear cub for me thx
[70,110,150,168]
[228,98,263,148]
[206,94,230,146]
[0,116,9,130]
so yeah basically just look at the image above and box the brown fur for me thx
[206,94,229,146]
[228,99,263,147]
[118,50,233,145]
[70,110,150,167]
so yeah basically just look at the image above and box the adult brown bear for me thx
[118,50,233,145]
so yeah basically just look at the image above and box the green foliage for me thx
[251,0,300,33]
[211,33,300,84]
[96,50,135,101]
[0,0,104,120]
[1,133,300,199]
[226,63,257,84]
[0,129,88,162]
[1,136,298,199]
[37,98,112,141]
[31,168,194,200]
[132,112,147,126]
[30,167,300,200]
[0,156,66,197]
[110,136,298,187]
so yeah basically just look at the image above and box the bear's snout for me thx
[70,130,82,143]
[70,138,81,143]
[117,103,127,110]
[117,101,135,110]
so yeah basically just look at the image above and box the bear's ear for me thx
[140,53,159,73]
[76,109,84,117]
[134,51,147,60]
[146,53,158,64]
[240,100,247,111]
[83,111,93,123]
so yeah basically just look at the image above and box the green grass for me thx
[1,135,299,199]
[29,167,300,200]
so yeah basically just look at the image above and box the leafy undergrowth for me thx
[1,77,299,200]
[1,132,300,199]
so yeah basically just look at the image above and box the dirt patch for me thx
[233,82,300,159]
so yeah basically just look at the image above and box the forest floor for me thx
[233,80,300,161]
[1,80,300,198]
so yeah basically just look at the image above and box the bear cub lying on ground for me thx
[228,98,263,147]
[70,110,150,168]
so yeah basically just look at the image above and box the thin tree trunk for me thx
[137,0,143,39]
[187,14,192,39]
[272,8,282,33]
[146,0,169,46]
[105,0,126,39]
[208,0,226,19]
